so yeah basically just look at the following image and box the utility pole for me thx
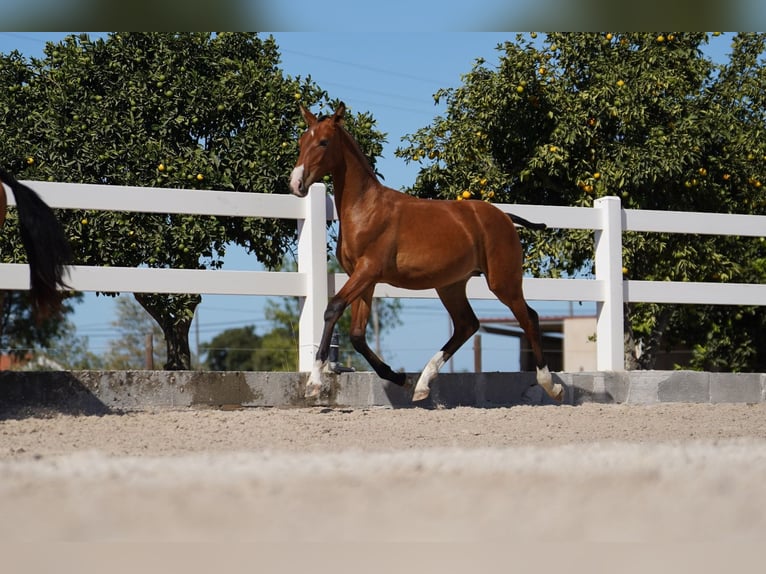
[473,333,482,372]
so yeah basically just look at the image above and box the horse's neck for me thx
[333,132,381,215]
[332,169,376,218]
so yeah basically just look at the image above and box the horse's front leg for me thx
[305,270,378,398]
[305,296,348,398]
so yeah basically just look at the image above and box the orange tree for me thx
[0,33,385,369]
[398,32,766,370]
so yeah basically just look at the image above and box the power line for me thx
[319,80,434,105]
[279,47,448,86]
[0,32,48,44]
[316,80,440,116]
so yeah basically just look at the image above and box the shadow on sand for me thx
[0,371,112,420]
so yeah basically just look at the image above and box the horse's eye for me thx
[319,139,329,148]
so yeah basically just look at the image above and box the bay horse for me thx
[290,103,563,403]
[0,167,72,317]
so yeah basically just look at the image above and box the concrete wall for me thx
[1,369,765,416]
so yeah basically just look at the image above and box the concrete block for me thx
[480,372,537,406]
[242,372,305,407]
[601,372,630,403]
[623,374,660,405]
[521,372,574,405]
[429,373,480,407]
[710,373,764,404]
[330,371,373,407]
[376,376,415,407]
[330,371,395,408]
[0,370,110,415]
[184,371,255,407]
[571,372,628,404]
[658,371,710,403]
[305,371,415,408]
[2,369,766,415]
[566,373,596,404]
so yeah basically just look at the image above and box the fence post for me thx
[297,183,329,372]
[594,196,625,371]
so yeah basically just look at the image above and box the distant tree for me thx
[33,318,105,370]
[201,325,261,371]
[200,309,298,372]
[0,291,80,360]
[102,295,167,369]
[259,298,300,370]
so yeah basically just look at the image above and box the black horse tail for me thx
[0,167,72,317]
[508,212,547,231]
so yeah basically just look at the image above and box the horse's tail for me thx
[0,167,72,317]
[508,213,547,231]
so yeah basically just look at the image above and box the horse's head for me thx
[290,102,346,197]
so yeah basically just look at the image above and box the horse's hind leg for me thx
[412,281,479,402]
[348,289,407,385]
[493,284,564,402]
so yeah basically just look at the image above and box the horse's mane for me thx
[337,124,378,181]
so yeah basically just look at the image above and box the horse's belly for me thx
[389,249,478,290]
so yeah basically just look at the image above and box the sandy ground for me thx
[2,403,766,555]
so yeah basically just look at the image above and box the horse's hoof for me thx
[549,383,565,403]
[305,383,321,399]
[412,388,430,402]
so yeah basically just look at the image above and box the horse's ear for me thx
[299,104,317,125]
[333,102,346,124]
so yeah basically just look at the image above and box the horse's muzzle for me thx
[289,165,308,197]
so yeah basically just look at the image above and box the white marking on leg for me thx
[412,351,446,402]
[536,365,564,402]
[305,358,324,398]
[536,365,552,390]
[289,165,305,196]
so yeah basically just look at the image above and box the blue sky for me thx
[0,32,736,373]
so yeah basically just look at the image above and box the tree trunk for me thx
[623,303,674,370]
[134,293,200,370]
[623,303,640,371]
[636,306,674,370]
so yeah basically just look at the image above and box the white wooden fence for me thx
[2,181,765,371]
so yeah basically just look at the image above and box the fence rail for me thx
[2,180,765,371]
